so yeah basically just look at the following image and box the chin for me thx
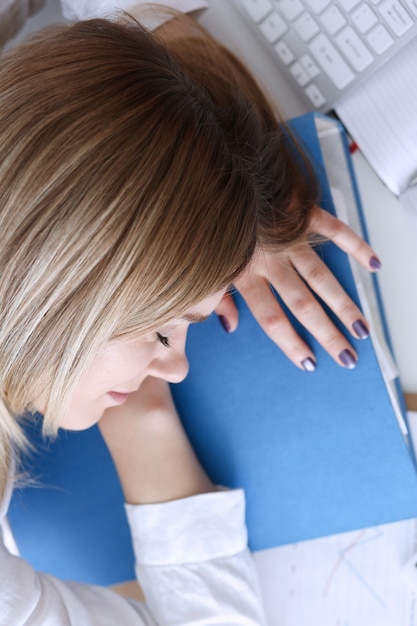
[59,408,104,431]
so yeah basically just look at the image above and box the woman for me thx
[0,5,379,624]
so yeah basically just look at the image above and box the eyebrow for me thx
[181,313,210,323]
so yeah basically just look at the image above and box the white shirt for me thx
[0,3,268,623]
[1,482,267,624]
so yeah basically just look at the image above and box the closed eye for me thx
[156,332,171,348]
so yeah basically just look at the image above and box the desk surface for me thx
[13,0,417,394]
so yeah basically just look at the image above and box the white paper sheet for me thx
[254,518,417,626]
[335,37,417,220]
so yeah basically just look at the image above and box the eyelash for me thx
[156,332,171,348]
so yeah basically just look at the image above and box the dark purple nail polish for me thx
[339,349,357,369]
[369,256,382,271]
[301,357,316,372]
[352,319,369,339]
[218,315,231,333]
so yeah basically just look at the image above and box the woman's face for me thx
[58,291,224,430]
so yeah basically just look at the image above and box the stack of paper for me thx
[335,37,417,225]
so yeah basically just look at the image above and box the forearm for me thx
[98,377,215,505]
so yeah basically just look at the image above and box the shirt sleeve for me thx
[0,528,157,626]
[125,489,268,625]
[60,0,208,27]
[1,488,267,625]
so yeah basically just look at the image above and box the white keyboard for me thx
[233,0,417,110]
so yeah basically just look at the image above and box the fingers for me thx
[234,272,317,371]
[215,282,318,370]
[215,290,239,333]
[310,207,381,272]
[235,243,368,369]
[218,207,379,371]
[289,244,369,338]
[268,248,365,367]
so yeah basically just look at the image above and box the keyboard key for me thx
[338,0,362,11]
[309,33,355,88]
[403,0,417,18]
[241,0,273,22]
[300,53,321,77]
[290,61,311,85]
[304,0,331,13]
[335,25,374,70]
[378,0,414,36]
[320,5,347,34]
[305,83,327,106]
[294,12,320,40]
[277,0,304,21]
[274,40,295,63]
[366,22,394,52]
[259,11,288,41]
[351,4,378,32]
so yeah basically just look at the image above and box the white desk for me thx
[13,0,417,395]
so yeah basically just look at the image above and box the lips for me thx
[107,391,130,404]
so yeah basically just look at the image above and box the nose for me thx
[147,342,190,384]
[148,352,189,383]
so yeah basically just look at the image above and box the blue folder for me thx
[8,114,417,585]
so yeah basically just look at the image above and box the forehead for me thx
[180,291,225,323]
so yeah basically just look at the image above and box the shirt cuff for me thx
[61,0,208,28]
[125,488,248,566]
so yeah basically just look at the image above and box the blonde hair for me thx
[0,15,317,498]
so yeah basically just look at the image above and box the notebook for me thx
[7,113,417,586]
[333,36,417,226]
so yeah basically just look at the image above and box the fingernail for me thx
[301,357,316,372]
[338,349,357,369]
[352,319,369,339]
[369,256,382,271]
[218,315,231,333]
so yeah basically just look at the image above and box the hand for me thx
[215,206,381,370]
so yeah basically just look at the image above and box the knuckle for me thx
[260,311,285,334]
[324,330,343,350]
[290,295,315,318]
[306,264,328,286]
[330,216,346,236]
[354,238,370,258]
[336,299,360,320]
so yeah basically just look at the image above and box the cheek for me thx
[79,343,153,395]
[58,343,156,430]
